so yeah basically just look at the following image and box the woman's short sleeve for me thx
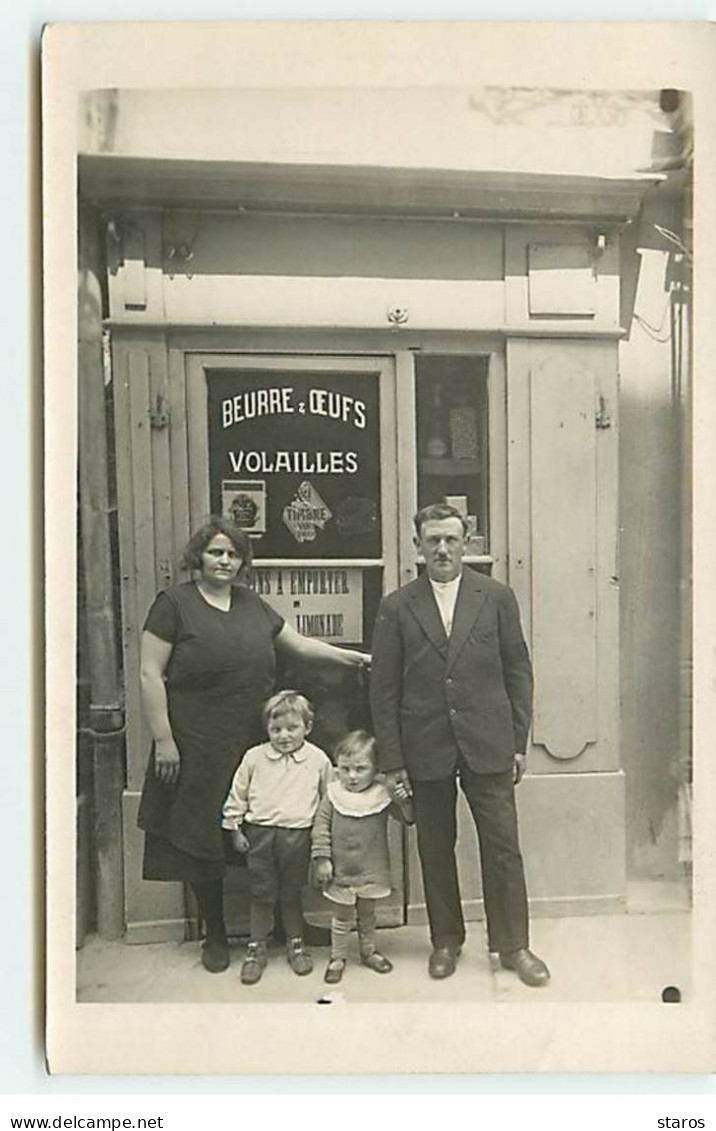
[258,596,285,638]
[143,590,179,643]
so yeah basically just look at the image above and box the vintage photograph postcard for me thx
[43,20,716,1074]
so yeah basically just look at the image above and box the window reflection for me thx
[415,355,490,557]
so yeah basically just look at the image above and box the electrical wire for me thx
[633,282,675,336]
[652,223,693,263]
[633,312,672,343]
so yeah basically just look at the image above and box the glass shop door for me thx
[396,352,507,928]
[184,350,503,934]
[185,353,401,932]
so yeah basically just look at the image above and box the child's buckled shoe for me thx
[240,940,268,985]
[324,957,346,984]
[361,951,393,974]
[286,936,313,975]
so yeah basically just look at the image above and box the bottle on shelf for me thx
[425,382,448,458]
[449,389,479,461]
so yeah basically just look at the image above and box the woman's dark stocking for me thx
[191,879,229,973]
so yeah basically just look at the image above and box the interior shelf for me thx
[420,458,482,477]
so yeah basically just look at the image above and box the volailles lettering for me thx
[228,450,359,474]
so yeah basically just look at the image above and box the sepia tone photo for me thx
[44,22,716,1074]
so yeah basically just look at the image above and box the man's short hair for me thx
[413,503,470,538]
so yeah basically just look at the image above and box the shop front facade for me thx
[77,152,654,942]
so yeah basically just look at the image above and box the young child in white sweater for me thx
[311,730,414,984]
[222,690,331,985]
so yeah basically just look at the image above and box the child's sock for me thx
[356,897,377,959]
[356,898,392,973]
[330,906,356,960]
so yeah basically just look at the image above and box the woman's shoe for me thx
[240,940,268,985]
[324,958,346,984]
[201,936,230,973]
[361,951,393,974]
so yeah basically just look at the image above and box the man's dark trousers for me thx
[411,762,529,954]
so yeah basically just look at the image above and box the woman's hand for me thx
[513,753,527,786]
[313,858,333,889]
[231,828,250,854]
[275,624,371,669]
[154,737,181,785]
[335,649,371,670]
[141,631,180,785]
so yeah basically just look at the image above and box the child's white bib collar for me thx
[327,779,392,817]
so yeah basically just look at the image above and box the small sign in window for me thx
[221,479,267,535]
[251,565,364,643]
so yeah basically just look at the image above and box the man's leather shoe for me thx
[499,947,550,987]
[428,945,461,980]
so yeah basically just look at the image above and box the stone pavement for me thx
[77,883,691,1006]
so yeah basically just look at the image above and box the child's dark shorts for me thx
[243,823,312,905]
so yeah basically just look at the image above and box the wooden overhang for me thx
[78,156,659,223]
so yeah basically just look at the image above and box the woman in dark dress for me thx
[138,517,368,973]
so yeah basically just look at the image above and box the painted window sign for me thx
[251,566,364,643]
[208,368,381,559]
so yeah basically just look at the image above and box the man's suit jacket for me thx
[369,568,533,780]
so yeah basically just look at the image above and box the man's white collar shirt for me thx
[428,572,463,637]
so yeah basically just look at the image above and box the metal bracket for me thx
[84,702,126,737]
[387,306,409,328]
[150,394,170,430]
[595,395,612,430]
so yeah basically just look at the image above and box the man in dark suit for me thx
[370,502,549,986]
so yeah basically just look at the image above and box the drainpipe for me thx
[78,204,126,939]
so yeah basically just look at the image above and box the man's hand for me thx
[513,753,527,786]
[230,828,250,854]
[384,768,413,802]
[313,858,333,889]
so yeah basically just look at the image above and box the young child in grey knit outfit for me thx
[311,730,414,984]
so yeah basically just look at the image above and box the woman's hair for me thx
[262,689,315,730]
[180,516,253,578]
[333,730,377,766]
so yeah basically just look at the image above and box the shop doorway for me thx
[183,349,505,931]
